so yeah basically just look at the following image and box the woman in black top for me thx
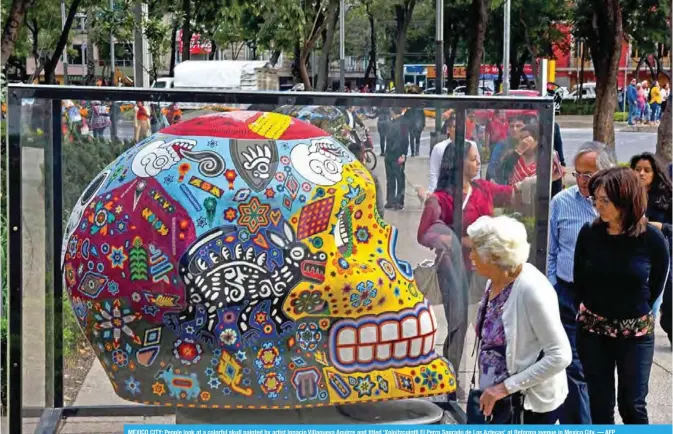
[574,167,670,424]
[630,152,672,343]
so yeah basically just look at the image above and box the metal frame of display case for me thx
[5,84,555,433]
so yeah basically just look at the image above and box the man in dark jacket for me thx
[384,107,409,210]
[404,107,425,156]
[377,107,391,156]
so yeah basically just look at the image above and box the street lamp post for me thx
[110,0,115,86]
[61,0,69,85]
[502,0,511,95]
[434,0,444,151]
[435,0,444,95]
[339,0,346,91]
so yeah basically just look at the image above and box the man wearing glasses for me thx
[546,141,616,425]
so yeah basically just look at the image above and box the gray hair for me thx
[573,141,616,171]
[466,215,530,272]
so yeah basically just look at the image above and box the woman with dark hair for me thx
[630,152,672,342]
[574,167,670,424]
[417,140,534,371]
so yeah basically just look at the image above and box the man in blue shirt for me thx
[626,78,638,126]
[547,141,616,424]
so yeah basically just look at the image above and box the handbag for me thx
[466,289,524,425]
[413,250,445,306]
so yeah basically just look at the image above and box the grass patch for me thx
[614,112,628,122]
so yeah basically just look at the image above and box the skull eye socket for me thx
[290,246,305,260]
[324,160,338,174]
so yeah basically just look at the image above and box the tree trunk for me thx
[27,18,45,83]
[656,95,672,164]
[632,54,646,83]
[209,40,217,60]
[645,57,656,82]
[270,50,282,67]
[181,0,192,62]
[169,21,178,76]
[510,52,527,90]
[393,1,415,93]
[364,6,377,85]
[445,35,458,92]
[579,41,586,102]
[44,0,83,84]
[316,0,339,91]
[299,51,312,90]
[85,10,96,85]
[466,0,487,95]
[520,14,539,89]
[585,0,623,147]
[0,0,34,70]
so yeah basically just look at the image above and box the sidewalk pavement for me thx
[16,150,672,433]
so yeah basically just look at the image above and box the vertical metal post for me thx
[540,59,548,96]
[502,0,511,95]
[452,108,466,239]
[435,0,444,94]
[623,42,631,112]
[110,0,115,85]
[61,0,69,85]
[339,0,346,91]
[434,0,444,146]
[7,88,24,434]
[45,101,64,409]
[535,102,554,271]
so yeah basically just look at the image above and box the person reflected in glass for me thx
[376,106,391,156]
[384,107,408,211]
[468,215,571,425]
[486,116,526,184]
[574,167,670,424]
[630,152,672,344]
[417,140,536,370]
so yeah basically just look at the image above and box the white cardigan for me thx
[486,263,572,413]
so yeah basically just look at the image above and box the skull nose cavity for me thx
[333,306,437,369]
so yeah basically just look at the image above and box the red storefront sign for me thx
[428,64,534,79]
[177,30,212,55]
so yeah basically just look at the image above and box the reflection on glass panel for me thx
[12,92,551,424]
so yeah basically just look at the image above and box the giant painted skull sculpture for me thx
[62,111,456,408]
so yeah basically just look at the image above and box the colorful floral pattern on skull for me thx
[61,111,456,408]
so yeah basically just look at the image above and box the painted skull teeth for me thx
[329,303,438,372]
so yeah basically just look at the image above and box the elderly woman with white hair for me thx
[466,215,571,425]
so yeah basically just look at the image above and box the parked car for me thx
[422,87,449,95]
[452,86,494,96]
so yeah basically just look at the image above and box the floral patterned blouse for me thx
[476,283,514,390]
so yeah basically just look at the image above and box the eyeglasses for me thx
[590,196,611,206]
[572,172,595,181]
